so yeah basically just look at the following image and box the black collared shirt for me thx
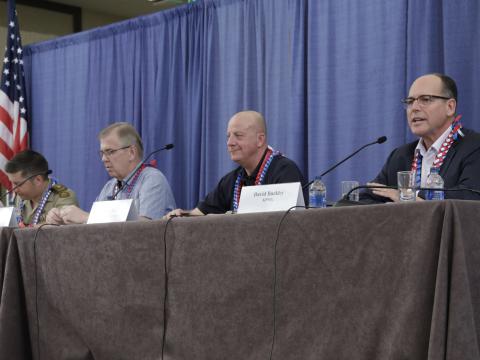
[197,152,307,214]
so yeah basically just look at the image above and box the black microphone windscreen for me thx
[165,144,174,150]
[377,136,387,144]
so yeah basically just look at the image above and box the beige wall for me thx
[82,9,125,31]
[0,2,126,48]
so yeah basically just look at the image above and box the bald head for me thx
[420,73,457,101]
[226,110,268,174]
[229,111,267,135]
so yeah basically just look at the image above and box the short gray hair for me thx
[99,122,144,158]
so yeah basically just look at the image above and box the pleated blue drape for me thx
[22,0,480,209]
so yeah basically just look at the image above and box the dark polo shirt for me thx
[198,151,307,214]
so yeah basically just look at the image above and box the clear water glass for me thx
[397,170,416,202]
[341,180,360,201]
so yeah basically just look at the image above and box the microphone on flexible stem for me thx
[341,185,480,204]
[5,170,53,205]
[303,136,387,190]
[417,187,480,196]
[110,143,174,200]
[6,170,53,196]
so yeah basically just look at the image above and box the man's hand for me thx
[59,205,89,224]
[367,182,400,202]
[368,182,424,202]
[163,208,204,219]
[46,207,65,225]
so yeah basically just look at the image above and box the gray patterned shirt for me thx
[96,166,176,219]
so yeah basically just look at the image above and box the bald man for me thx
[166,110,307,216]
[365,73,480,202]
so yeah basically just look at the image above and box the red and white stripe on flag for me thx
[0,0,29,190]
[0,91,28,188]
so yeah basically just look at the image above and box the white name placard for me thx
[0,207,18,227]
[87,199,138,224]
[237,182,305,214]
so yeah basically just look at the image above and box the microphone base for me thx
[333,199,366,207]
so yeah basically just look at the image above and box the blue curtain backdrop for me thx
[22,0,480,210]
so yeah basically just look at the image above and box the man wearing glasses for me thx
[366,73,480,202]
[5,150,78,227]
[46,122,176,223]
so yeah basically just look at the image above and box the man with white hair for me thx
[47,122,176,223]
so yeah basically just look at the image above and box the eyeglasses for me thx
[10,171,49,190]
[11,177,33,189]
[98,145,131,158]
[401,95,452,109]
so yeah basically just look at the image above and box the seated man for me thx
[166,110,307,217]
[365,73,480,202]
[5,150,78,227]
[47,122,176,224]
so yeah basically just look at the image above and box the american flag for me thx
[0,0,28,189]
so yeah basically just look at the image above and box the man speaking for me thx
[47,122,176,223]
[166,110,307,217]
[366,73,480,202]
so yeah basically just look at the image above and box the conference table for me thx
[0,200,479,359]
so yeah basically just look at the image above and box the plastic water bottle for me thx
[425,167,444,200]
[309,176,327,208]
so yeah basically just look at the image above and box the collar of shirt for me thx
[415,126,452,157]
[240,148,269,186]
[415,126,452,186]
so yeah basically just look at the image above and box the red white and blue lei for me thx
[410,114,463,187]
[112,163,149,199]
[232,147,280,212]
[17,178,57,228]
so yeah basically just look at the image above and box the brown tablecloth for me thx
[0,227,31,359]
[1,200,479,359]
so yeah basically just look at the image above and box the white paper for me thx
[237,182,305,214]
[0,207,18,227]
[87,199,138,224]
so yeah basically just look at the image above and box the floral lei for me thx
[112,163,149,200]
[17,178,57,228]
[410,114,463,187]
[232,147,280,212]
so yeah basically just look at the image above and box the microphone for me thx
[6,170,52,195]
[5,170,53,205]
[303,136,387,189]
[418,187,480,196]
[341,184,480,203]
[110,143,174,200]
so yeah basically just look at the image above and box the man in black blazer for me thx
[366,73,480,202]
